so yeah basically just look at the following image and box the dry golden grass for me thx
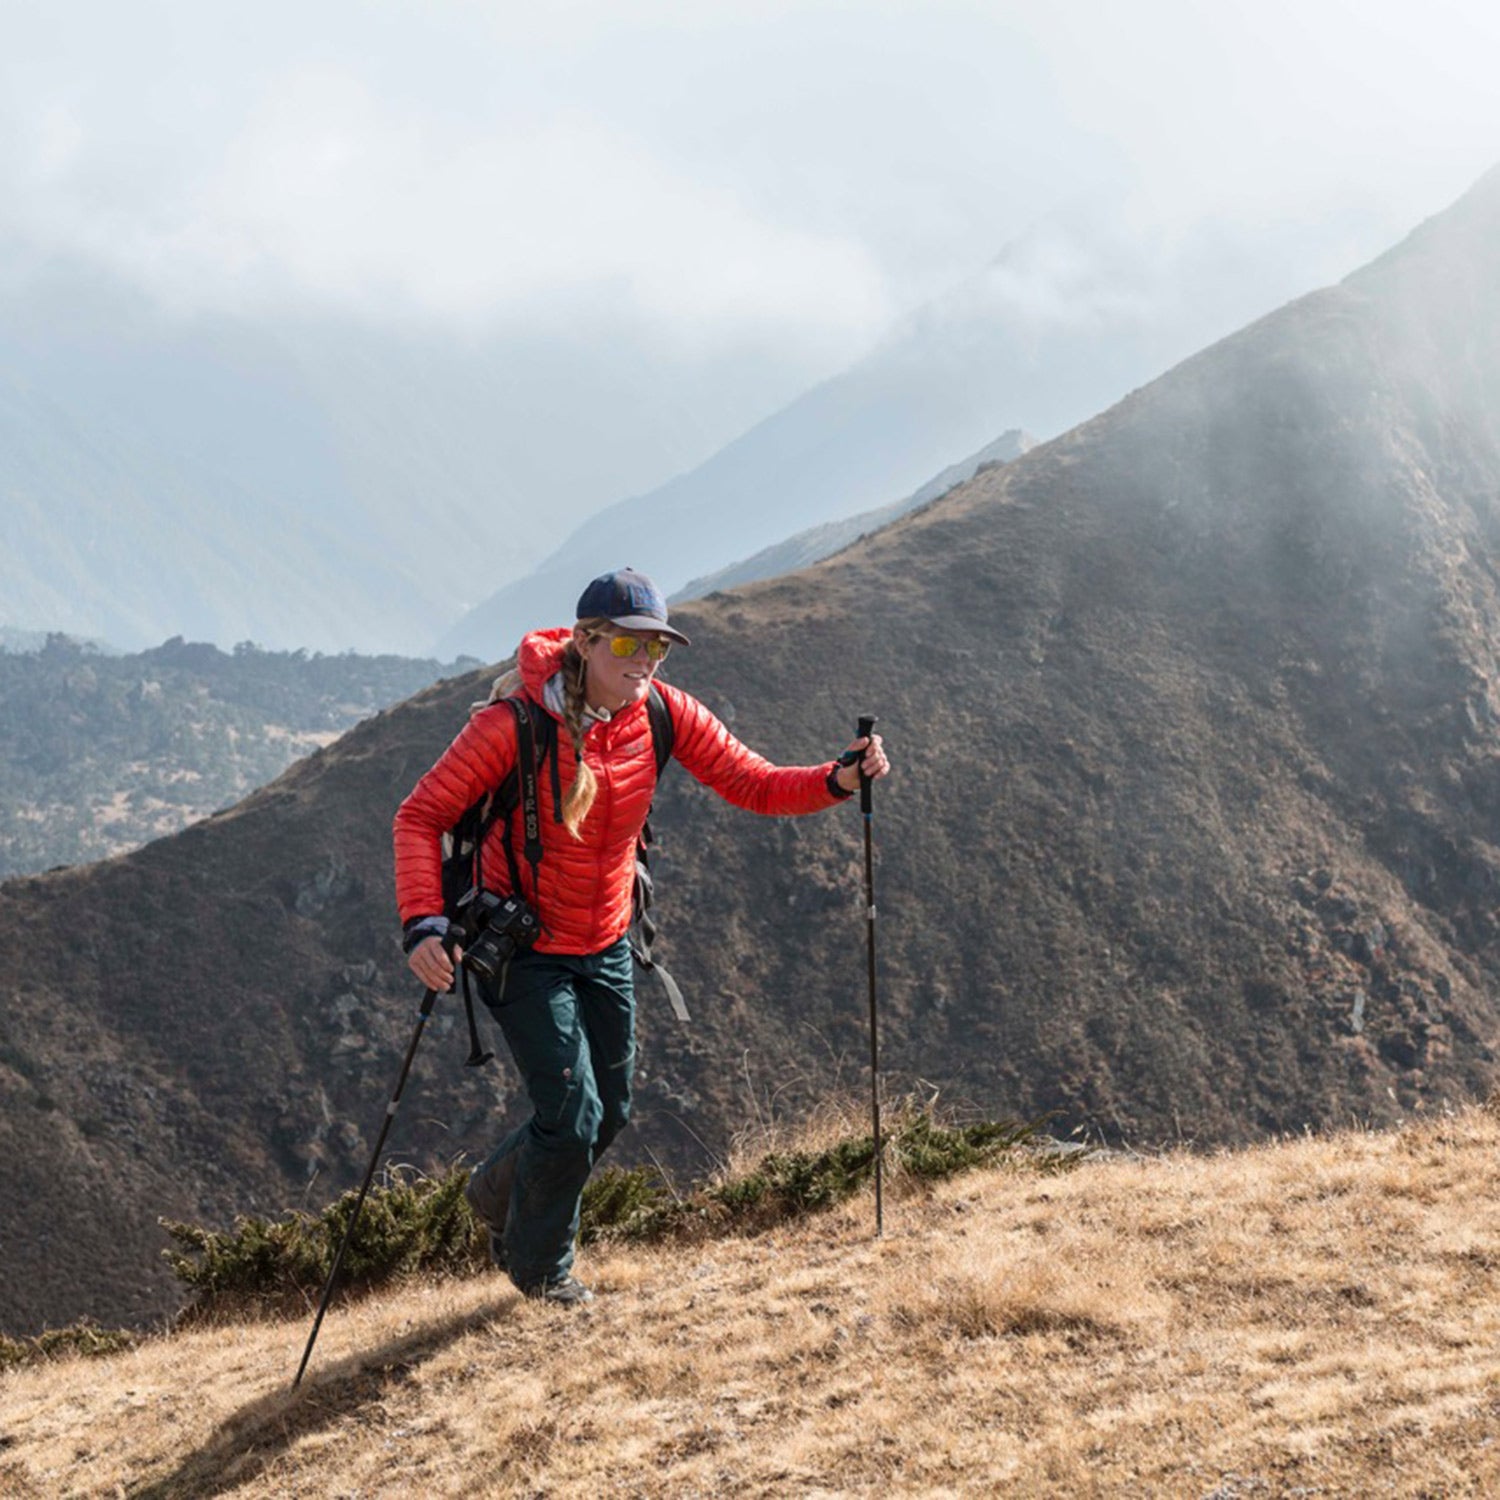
[7,1105,1500,1497]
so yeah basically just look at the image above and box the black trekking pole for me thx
[292,974,445,1389]
[856,713,883,1236]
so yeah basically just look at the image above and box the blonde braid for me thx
[559,634,600,837]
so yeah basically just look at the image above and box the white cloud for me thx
[1016,0,1500,230]
[200,71,889,336]
[0,5,892,363]
[3,0,1499,360]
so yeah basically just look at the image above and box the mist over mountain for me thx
[6,169,1500,1338]
[0,261,769,653]
[675,428,1035,602]
[2,199,1381,661]
[434,203,1334,657]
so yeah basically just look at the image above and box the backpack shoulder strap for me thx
[646,684,674,775]
[501,696,547,898]
[631,683,687,1020]
[450,695,552,1070]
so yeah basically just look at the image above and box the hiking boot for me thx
[521,1274,594,1307]
[464,1151,517,1272]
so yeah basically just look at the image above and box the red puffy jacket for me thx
[393,627,845,955]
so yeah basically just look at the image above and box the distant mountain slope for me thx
[0,635,474,878]
[0,367,409,651]
[0,267,751,653]
[675,428,1034,601]
[434,204,1322,657]
[6,168,1500,1337]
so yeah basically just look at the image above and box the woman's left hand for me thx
[835,731,890,794]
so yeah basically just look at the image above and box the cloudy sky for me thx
[3,0,1499,441]
[5,5,1494,325]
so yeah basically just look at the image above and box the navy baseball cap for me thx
[576,567,691,645]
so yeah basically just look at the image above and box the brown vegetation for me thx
[6,1105,1500,1497]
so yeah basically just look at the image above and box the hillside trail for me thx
[6,1106,1500,1496]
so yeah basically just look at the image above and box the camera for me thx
[451,888,540,984]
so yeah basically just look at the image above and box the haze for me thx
[2,0,1498,649]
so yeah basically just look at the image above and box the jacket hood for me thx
[516,625,657,727]
[518,628,572,706]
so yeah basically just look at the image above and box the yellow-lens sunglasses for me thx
[605,633,671,661]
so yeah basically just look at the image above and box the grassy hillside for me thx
[5,1104,1500,1496]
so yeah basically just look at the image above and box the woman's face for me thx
[575,625,668,713]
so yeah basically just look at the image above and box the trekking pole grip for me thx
[856,715,877,814]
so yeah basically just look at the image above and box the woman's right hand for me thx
[408,933,463,992]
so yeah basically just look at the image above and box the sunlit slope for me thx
[6,1108,1500,1496]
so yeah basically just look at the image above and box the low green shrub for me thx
[888,1111,1046,1180]
[580,1109,1060,1246]
[164,1163,484,1322]
[579,1163,684,1242]
[0,1320,139,1371]
[164,1109,1074,1321]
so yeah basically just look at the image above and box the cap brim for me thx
[608,614,690,645]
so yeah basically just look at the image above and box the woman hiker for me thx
[392,567,890,1305]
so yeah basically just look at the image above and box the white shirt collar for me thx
[543,672,611,725]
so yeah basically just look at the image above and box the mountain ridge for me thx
[6,168,1500,1338]
[674,426,1035,602]
[433,202,1330,658]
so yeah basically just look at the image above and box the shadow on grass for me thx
[129,1293,517,1499]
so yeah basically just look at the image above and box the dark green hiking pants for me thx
[476,938,635,1290]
